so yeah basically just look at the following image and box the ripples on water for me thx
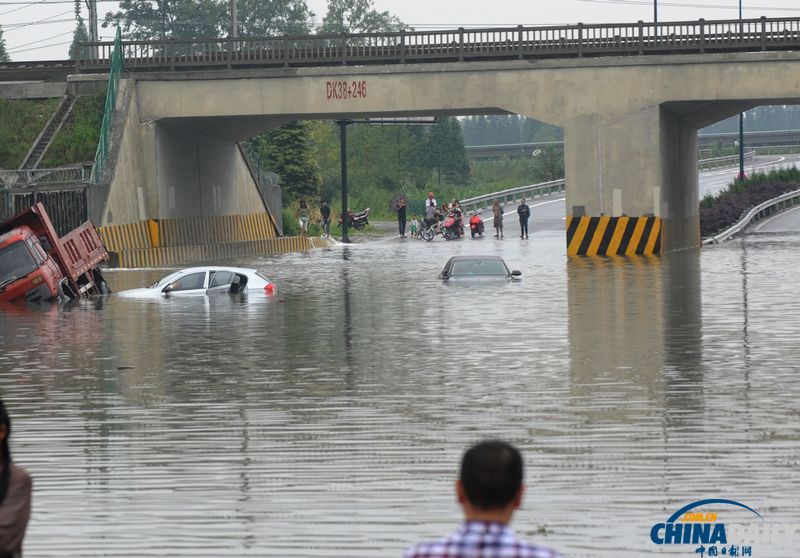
[1,230,799,557]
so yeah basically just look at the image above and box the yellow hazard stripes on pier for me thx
[567,216,661,256]
[157,212,278,247]
[98,212,331,268]
[97,220,152,252]
[108,236,333,268]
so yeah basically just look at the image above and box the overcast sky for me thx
[2,0,800,61]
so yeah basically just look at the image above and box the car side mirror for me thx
[162,283,176,293]
[511,270,522,277]
[440,271,449,279]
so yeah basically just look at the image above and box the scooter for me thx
[469,212,484,238]
[338,208,370,230]
[441,211,462,240]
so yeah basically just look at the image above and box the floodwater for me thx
[1,228,799,557]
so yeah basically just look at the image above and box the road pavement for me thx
[753,205,800,232]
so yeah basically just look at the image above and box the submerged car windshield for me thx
[450,259,508,276]
[0,241,38,287]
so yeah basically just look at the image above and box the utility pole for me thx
[654,0,658,24]
[338,120,351,243]
[84,0,98,42]
[738,0,745,180]
[231,0,238,38]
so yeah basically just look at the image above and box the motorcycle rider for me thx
[425,191,437,210]
[469,211,484,238]
[424,202,438,231]
[451,200,464,237]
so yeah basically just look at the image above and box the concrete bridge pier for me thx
[564,105,695,255]
[563,100,753,255]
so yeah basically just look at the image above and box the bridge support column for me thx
[564,105,699,255]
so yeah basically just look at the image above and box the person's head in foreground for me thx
[403,439,563,558]
[457,439,523,523]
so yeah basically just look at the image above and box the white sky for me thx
[2,0,799,61]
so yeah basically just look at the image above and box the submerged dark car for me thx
[439,255,521,281]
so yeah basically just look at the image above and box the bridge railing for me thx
[460,179,566,214]
[77,16,800,71]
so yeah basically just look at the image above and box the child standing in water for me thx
[410,215,418,238]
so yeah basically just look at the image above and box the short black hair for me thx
[460,440,523,510]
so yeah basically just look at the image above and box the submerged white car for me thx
[116,266,276,298]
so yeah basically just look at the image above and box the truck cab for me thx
[0,225,63,303]
[0,203,109,304]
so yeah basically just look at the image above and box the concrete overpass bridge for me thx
[76,16,800,255]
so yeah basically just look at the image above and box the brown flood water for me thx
[1,230,799,557]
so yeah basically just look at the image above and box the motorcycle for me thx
[338,208,370,230]
[469,213,485,238]
[441,211,463,240]
[417,210,444,241]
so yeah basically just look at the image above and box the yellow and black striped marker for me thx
[567,216,661,256]
[99,212,334,268]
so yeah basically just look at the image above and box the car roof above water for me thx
[446,255,504,262]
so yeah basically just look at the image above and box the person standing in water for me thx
[492,200,504,239]
[397,196,408,237]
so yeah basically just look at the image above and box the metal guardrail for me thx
[77,16,800,71]
[458,148,760,213]
[460,179,565,214]
[698,149,756,169]
[0,166,91,188]
[703,187,800,244]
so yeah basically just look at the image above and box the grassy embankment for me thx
[40,94,104,168]
[0,95,104,171]
[0,98,61,169]
[700,167,800,237]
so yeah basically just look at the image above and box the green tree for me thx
[318,0,404,34]
[250,120,321,202]
[69,17,90,60]
[425,117,470,185]
[532,146,563,182]
[0,25,9,62]
[103,0,227,41]
[348,123,418,192]
[234,0,313,37]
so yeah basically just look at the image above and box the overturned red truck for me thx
[0,203,109,303]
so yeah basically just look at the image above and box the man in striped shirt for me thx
[403,440,563,558]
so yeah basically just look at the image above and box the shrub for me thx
[700,168,800,237]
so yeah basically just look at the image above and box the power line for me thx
[0,0,52,17]
[3,10,74,32]
[7,29,72,51]
[6,39,71,54]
